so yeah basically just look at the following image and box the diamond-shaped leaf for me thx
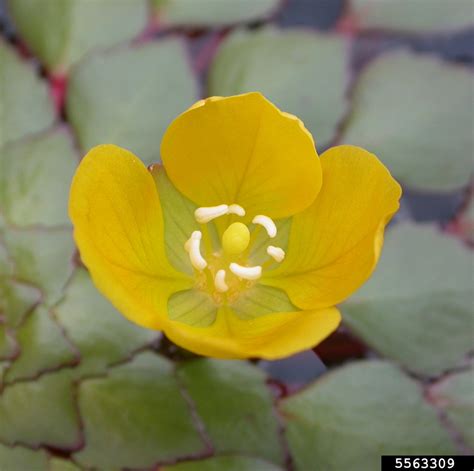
[430,367,474,449]
[74,352,207,469]
[178,359,284,465]
[54,268,159,377]
[7,0,148,72]
[0,129,78,227]
[4,305,78,383]
[0,369,81,448]
[3,228,75,304]
[342,224,474,377]
[152,0,280,27]
[0,443,49,471]
[66,40,198,165]
[209,28,348,147]
[0,39,55,148]
[340,50,473,192]
[280,360,456,471]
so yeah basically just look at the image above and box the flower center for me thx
[184,204,285,303]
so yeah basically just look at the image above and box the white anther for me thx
[267,245,286,263]
[229,263,262,281]
[214,269,229,293]
[252,215,277,238]
[228,204,245,217]
[194,204,229,224]
[184,231,207,271]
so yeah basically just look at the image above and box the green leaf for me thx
[280,360,456,471]
[54,268,159,377]
[0,129,78,227]
[340,50,473,192]
[153,0,280,27]
[49,458,83,471]
[74,352,206,469]
[0,324,17,360]
[7,0,148,72]
[66,40,198,165]
[0,369,81,448]
[208,28,348,147]
[342,223,474,377]
[0,277,42,327]
[0,232,13,274]
[348,0,474,33]
[0,40,55,148]
[3,228,75,304]
[0,443,49,471]
[163,455,284,471]
[4,305,77,383]
[430,367,474,449]
[0,361,7,386]
[178,359,284,465]
[0,279,42,328]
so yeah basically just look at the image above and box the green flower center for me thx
[184,204,285,304]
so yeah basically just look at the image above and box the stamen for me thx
[184,231,207,271]
[195,204,229,224]
[252,215,277,238]
[229,263,262,281]
[228,204,245,217]
[214,269,229,293]
[267,245,285,263]
[195,203,246,224]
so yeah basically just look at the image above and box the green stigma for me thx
[222,222,250,255]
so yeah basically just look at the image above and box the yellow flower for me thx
[69,92,401,359]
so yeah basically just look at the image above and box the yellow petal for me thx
[263,145,402,310]
[164,305,341,359]
[69,144,191,330]
[161,92,322,219]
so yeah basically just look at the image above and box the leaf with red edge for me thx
[74,352,208,469]
[280,360,456,471]
[177,359,285,466]
[7,0,148,72]
[54,268,160,377]
[0,369,81,449]
[0,40,55,149]
[429,366,474,450]
[342,224,474,377]
[4,305,78,383]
